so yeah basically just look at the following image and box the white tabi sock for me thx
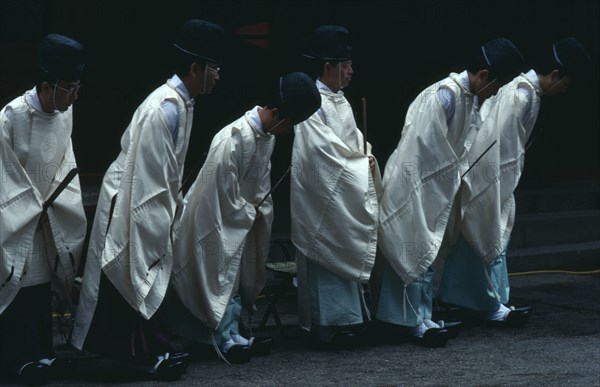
[423,319,443,329]
[151,352,171,372]
[221,339,237,353]
[409,323,428,338]
[231,334,251,346]
[489,304,513,321]
[37,358,53,366]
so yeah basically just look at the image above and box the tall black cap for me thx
[37,34,85,82]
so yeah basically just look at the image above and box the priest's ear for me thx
[189,62,204,78]
[266,107,280,123]
[36,81,51,93]
[548,69,561,82]
[322,61,337,75]
[474,69,490,83]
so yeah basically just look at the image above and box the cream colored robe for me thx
[170,112,274,331]
[72,81,193,349]
[291,89,382,283]
[459,74,542,262]
[0,93,86,314]
[378,73,480,285]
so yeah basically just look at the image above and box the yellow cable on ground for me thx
[509,269,600,277]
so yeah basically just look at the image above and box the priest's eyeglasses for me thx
[53,83,81,95]
[207,64,220,73]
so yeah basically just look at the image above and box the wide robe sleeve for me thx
[377,94,461,285]
[42,140,86,297]
[291,114,379,283]
[460,77,541,263]
[0,136,43,314]
[238,150,273,311]
[171,126,256,331]
[101,107,180,319]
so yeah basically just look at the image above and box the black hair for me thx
[173,48,207,79]
[302,56,341,80]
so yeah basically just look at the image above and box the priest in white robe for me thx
[374,38,525,347]
[71,19,224,380]
[437,37,592,327]
[0,34,86,384]
[291,25,383,349]
[167,72,320,364]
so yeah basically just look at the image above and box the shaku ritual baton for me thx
[256,164,292,208]
[43,167,81,212]
[179,151,208,194]
[460,140,497,179]
[361,97,367,155]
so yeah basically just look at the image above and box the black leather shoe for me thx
[18,362,49,386]
[331,331,359,350]
[410,328,449,348]
[150,352,190,381]
[432,301,466,324]
[223,345,251,364]
[314,331,358,351]
[248,337,273,357]
[46,357,74,380]
[442,321,463,339]
[485,306,532,328]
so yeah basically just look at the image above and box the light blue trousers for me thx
[165,289,241,347]
[304,259,366,341]
[376,258,433,328]
[437,235,510,313]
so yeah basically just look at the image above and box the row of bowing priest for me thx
[0,17,592,384]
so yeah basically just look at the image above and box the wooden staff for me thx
[361,97,368,155]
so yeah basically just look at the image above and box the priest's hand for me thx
[254,206,262,221]
[368,156,375,171]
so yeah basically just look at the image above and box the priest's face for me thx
[336,61,353,89]
[476,78,500,103]
[268,118,294,135]
[543,75,572,96]
[40,80,80,113]
[198,63,220,95]
[322,61,353,92]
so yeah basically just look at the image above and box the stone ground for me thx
[2,269,597,386]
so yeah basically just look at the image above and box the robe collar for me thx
[166,74,194,108]
[449,71,479,107]
[24,86,61,117]
[316,78,344,99]
[245,106,272,138]
[522,69,543,96]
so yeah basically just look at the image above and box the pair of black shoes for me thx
[223,337,273,364]
[312,330,361,351]
[434,304,532,329]
[409,327,450,348]
[484,306,532,328]
[17,362,49,386]
[16,357,73,385]
[369,319,462,348]
[148,352,190,381]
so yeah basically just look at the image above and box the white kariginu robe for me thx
[72,79,193,349]
[170,108,274,332]
[1,88,85,315]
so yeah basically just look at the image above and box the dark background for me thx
[1,0,598,233]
